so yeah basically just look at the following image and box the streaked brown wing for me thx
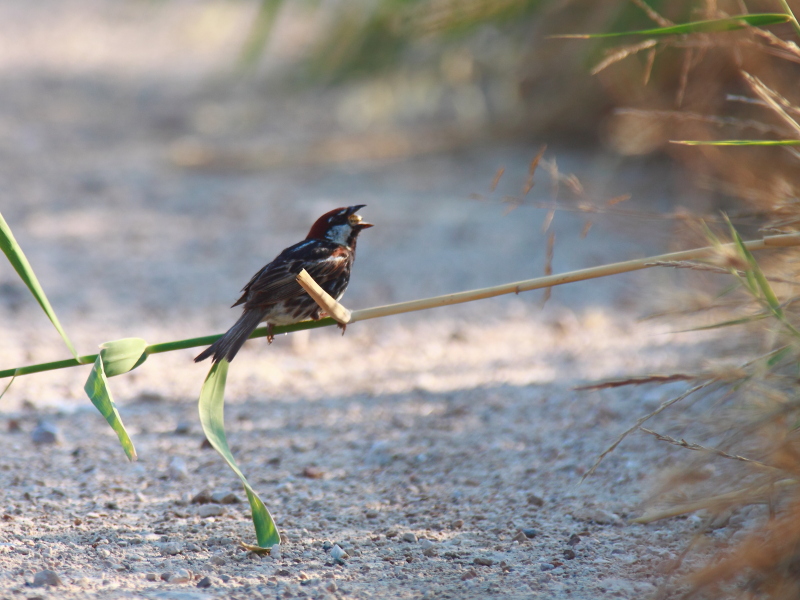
[236,252,350,309]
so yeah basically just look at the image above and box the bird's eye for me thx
[348,214,362,226]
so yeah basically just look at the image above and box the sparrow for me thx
[195,205,373,364]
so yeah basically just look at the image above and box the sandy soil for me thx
[0,2,749,599]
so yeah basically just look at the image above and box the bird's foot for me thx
[267,324,274,344]
[337,322,347,336]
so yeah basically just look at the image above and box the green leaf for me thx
[99,338,148,377]
[726,217,800,339]
[0,211,80,360]
[767,346,794,368]
[199,361,280,549]
[672,140,800,146]
[84,355,138,461]
[554,13,790,38]
[676,313,770,332]
[0,375,15,400]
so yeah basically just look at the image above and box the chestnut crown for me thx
[306,205,373,247]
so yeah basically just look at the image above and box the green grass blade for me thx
[726,218,800,338]
[0,211,79,360]
[728,220,781,312]
[84,355,138,461]
[99,338,148,377]
[676,313,770,332]
[553,13,790,38]
[767,346,793,368]
[672,140,800,146]
[0,375,15,400]
[238,0,283,68]
[198,360,280,549]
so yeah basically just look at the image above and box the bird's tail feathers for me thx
[194,310,265,363]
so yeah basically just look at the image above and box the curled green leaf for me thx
[84,356,138,461]
[100,338,148,377]
[199,360,280,548]
[0,211,80,360]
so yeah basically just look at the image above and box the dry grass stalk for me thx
[490,167,504,192]
[541,231,556,307]
[689,499,800,597]
[574,373,700,390]
[634,479,798,525]
[582,379,718,482]
[296,269,352,325]
[742,71,800,137]
[638,426,777,470]
[645,260,800,285]
[629,0,673,27]
[342,233,800,323]
[591,38,659,75]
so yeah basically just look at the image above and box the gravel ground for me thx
[0,2,748,599]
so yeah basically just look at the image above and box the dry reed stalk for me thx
[341,232,800,323]
[296,269,352,325]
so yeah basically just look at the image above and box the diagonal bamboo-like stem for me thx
[2,232,800,380]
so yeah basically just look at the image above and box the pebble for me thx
[385,530,399,538]
[302,466,325,479]
[573,508,620,525]
[527,494,545,507]
[563,549,576,560]
[209,556,226,566]
[567,533,581,546]
[190,490,212,504]
[145,573,158,581]
[31,569,62,587]
[322,541,333,551]
[511,531,527,543]
[198,504,225,518]
[168,457,189,480]
[174,421,192,435]
[161,542,183,556]
[450,519,464,529]
[270,544,282,560]
[401,532,417,543]
[522,529,539,539]
[169,569,192,584]
[419,539,435,550]
[196,576,212,588]
[473,557,494,567]
[539,563,555,571]
[210,491,240,504]
[461,569,478,581]
[330,545,347,561]
[31,422,60,445]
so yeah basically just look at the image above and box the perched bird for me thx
[195,205,373,364]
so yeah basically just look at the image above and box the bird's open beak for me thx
[348,209,374,229]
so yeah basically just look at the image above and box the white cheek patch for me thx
[325,224,352,245]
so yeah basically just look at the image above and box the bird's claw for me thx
[337,323,347,336]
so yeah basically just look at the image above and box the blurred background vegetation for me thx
[197,0,800,224]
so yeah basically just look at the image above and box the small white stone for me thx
[168,457,189,480]
[330,544,348,561]
[198,504,225,518]
[160,542,182,556]
[270,544,282,560]
[169,569,191,584]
